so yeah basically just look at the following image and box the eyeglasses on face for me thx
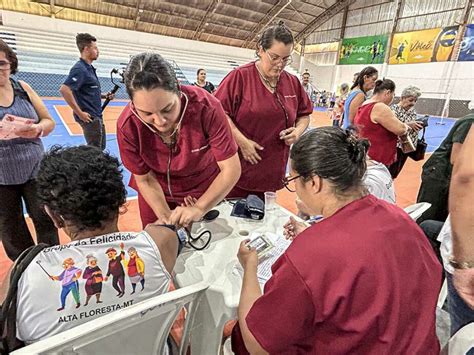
[264,50,293,66]
[282,174,301,192]
[0,60,11,70]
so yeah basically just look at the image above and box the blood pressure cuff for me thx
[160,224,186,255]
[230,194,265,220]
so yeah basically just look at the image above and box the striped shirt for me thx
[0,78,44,185]
[391,103,419,147]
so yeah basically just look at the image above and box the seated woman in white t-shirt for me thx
[0,146,180,345]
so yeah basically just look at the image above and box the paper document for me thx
[0,115,33,140]
[233,232,292,286]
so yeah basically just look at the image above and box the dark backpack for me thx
[0,244,48,354]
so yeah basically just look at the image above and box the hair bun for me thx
[346,131,369,164]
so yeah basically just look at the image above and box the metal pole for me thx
[436,0,471,125]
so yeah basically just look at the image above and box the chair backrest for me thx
[12,282,209,355]
[447,322,474,354]
[403,202,432,221]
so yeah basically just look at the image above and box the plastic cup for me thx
[264,191,277,212]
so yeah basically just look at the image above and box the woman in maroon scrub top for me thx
[215,22,312,198]
[234,127,442,354]
[117,53,241,227]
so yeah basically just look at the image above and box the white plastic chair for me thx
[12,282,209,355]
[438,279,448,309]
[446,322,474,355]
[404,202,432,221]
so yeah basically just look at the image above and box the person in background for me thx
[0,39,58,261]
[320,90,327,107]
[354,78,408,167]
[193,68,215,94]
[0,146,180,346]
[342,66,378,129]
[448,123,474,316]
[329,92,336,109]
[215,22,312,199]
[352,72,359,84]
[59,33,114,150]
[233,127,441,354]
[332,83,349,127]
[417,104,474,223]
[117,53,240,227]
[436,127,474,334]
[388,85,424,178]
[301,72,317,106]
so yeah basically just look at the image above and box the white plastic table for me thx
[173,201,294,355]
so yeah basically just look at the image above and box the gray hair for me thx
[86,254,97,263]
[401,85,422,99]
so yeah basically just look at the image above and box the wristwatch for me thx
[449,256,474,269]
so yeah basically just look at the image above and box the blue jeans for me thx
[60,281,80,308]
[446,272,474,336]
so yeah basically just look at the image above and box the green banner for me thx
[339,35,389,65]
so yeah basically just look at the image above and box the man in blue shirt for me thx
[60,33,114,149]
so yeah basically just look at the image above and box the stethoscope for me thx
[255,61,290,129]
[130,92,189,202]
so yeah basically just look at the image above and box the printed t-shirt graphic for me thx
[16,231,171,343]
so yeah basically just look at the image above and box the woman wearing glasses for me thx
[234,127,442,354]
[215,22,312,199]
[0,40,58,261]
[117,53,241,227]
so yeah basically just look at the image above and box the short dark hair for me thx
[290,127,370,195]
[124,52,179,99]
[257,21,294,54]
[0,39,18,74]
[76,33,97,52]
[373,78,396,94]
[37,145,127,232]
[302,72,310,77]
[197,68,205,76]
[351,66,378,93]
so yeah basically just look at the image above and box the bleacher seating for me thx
[0,25,301,98]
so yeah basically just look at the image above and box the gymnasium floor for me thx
[0,98,457,280]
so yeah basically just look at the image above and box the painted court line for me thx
[53,105,77,137]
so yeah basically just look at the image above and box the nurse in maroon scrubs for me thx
[117,53,241,227]
[215,22,313,198]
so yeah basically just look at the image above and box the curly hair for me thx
[36,145,127,232]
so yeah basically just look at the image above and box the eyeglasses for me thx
[0,60,11,70]
[282,174,301,192]
[264,50,292,66]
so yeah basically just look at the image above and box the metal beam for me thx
[451,0,473,61]
[381,0,404,77]
[133,0,143,30]
[49,0,55,18]
[298,0,327,11]
[294,0,356,43]
[192,0,220,40]
[339,5,349,39]
[100,0,256,34]
[242,0,293,48]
